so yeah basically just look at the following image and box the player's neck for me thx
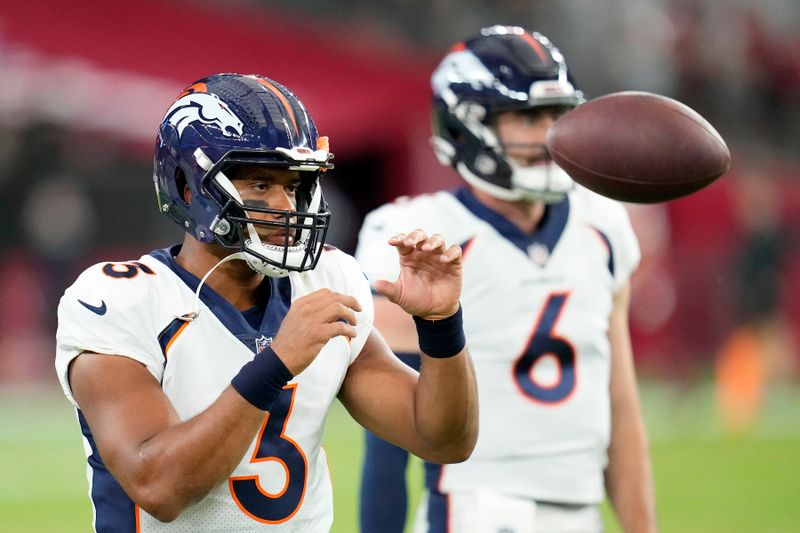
[175,237,266,310]
[471,188,546,235]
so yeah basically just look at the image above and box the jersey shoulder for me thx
[357,190,481,286]
[360,191,469,237]
[56,255,175,407]
[304,246,369,294]
[568,186,641,284]
[62,257,163,316]
[569,185,632,232]
[57,254,184,344]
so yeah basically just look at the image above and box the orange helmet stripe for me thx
[177,82,208,98]
[254,78,300,136]
[520,33,549,62]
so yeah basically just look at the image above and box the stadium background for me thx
[1,0,799,531]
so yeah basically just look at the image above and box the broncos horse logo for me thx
[164,93,244,138]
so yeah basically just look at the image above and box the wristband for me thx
[231,346,293,411]
[412,305,466,358]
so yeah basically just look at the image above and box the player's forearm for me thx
[605,415,658,533]
[413,349,479,463]
[122,387,264,522]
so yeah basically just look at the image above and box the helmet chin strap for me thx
[458,159,573,204]
[507,159,574,203]
[241,240,294,278]
[177,251,250,322]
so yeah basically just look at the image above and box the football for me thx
[545,91,731,203]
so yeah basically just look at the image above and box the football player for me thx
[55,73,478,532]
[357,26,657,532]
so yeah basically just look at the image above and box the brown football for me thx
[545,91,731,203]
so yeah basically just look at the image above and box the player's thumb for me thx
[373,280,399,303]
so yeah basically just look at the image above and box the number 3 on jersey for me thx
[229,384,308,523]
[513,293,576,404]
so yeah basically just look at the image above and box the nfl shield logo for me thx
[255,335,273,353]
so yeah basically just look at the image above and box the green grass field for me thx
[2,381,800,533]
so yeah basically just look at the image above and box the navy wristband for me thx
[231,346,294,411]
[412,305,466,358]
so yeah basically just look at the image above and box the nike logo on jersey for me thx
[78,299,107,315]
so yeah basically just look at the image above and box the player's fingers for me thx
[299,288,338,304]
[308,290,362,313]
[373,279,399,302]
[387,233,407,246]
[326,320,358,340]
[420,233,446,253]
[439,243,463,264]
[389,229,428,255]
[388,233,414,255]
[330,292,363,313]
[403,228,429,249]
[328,302,358,327]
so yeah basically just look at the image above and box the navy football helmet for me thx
[153,73,333,277]
[431,26,585,203]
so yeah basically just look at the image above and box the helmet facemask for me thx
[195,147,331,278]
[502,155,575,204]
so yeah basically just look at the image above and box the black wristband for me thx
[412,305,466,358]
[231,346,293,411]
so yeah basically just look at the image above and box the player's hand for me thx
[375,229,462,320]
[270,289,361,375]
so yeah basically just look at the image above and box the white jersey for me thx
[55,245,374,532]
[356,186,639,504]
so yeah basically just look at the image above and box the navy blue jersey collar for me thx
[452,187,570,258]
[149,246,292,352]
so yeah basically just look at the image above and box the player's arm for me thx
[604,281,658,533]
[372,295,419,353]
[69,353,265,522]
[339,230,479,463]
[70,289,359,523]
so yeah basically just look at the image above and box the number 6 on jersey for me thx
[513,293,576,404]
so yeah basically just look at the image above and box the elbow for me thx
[144,505,181,524]
[444,430,478,463]
[135,487,188,523]
[425,443,474,464]
[425,428,478,464]
[450,431,478,463]
[129,470,200,523]
[442,445,474,464]
[452,420,479,463]
[123,451,211,522]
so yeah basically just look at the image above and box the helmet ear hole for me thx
[446,125,465,144]
[175,167,190,206]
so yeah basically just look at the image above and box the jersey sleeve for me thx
[332,252,375,364]
[55,264,165,407]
